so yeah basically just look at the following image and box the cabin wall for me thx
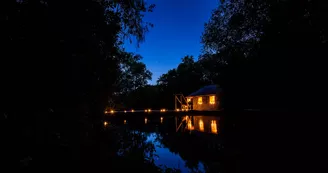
[192,95,220,111]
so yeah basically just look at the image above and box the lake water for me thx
[103,113,328,173]
[104,114,225,173]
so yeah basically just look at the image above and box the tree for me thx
[115,52,152,95]
[1,0,155,117]
[155,56,211,109]
[201,0,328,110]
[1,0,155,168]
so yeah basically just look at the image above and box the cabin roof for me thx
[187,85,221,97]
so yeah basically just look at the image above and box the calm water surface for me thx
[105,115,223,173]
[103,113,327,173]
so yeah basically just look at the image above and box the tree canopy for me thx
[2,0,154,117]
[200,0,328,110]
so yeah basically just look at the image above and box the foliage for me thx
[1,0,154,117]
[1,0,154,169]
[201,0,328,110]
[115,52,152,96]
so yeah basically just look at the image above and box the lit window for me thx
[210,95,215,104]
[187,98,191,102]
[198,97,203,104]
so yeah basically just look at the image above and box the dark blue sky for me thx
[124,0,219,84]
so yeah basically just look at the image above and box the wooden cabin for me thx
[186,85,222,111]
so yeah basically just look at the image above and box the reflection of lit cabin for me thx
[186,85,222,111]
[185,116,219,134]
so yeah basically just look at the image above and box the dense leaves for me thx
[1,0,153,117]
[115,52,152,95]
[201,0,328,110]
[1,0,154,170]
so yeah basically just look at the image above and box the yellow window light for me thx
[187,98,191,102]
[198,97,203,105]
[199,119,204,132]
[210,95,215,105]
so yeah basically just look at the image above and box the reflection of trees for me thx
[107,115,230,173]
[102,125,181,173]
[157,130,224,173]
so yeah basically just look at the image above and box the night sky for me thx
[124,0,219,84]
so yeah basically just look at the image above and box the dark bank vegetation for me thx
[1,0,168,171]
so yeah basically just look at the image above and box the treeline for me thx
[2,0,154,119]
[201,0,328,110]
[117,55,224,110]
[121,0,328,111]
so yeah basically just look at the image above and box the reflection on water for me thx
[104,121,108,127]
[187,119,194,130]
[102,114,315,173]
[184,116,220,134]
[104,115,222,173]
[199,119,204,132]
[211,120,218,134]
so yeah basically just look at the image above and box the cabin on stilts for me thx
[186,85,222,111]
